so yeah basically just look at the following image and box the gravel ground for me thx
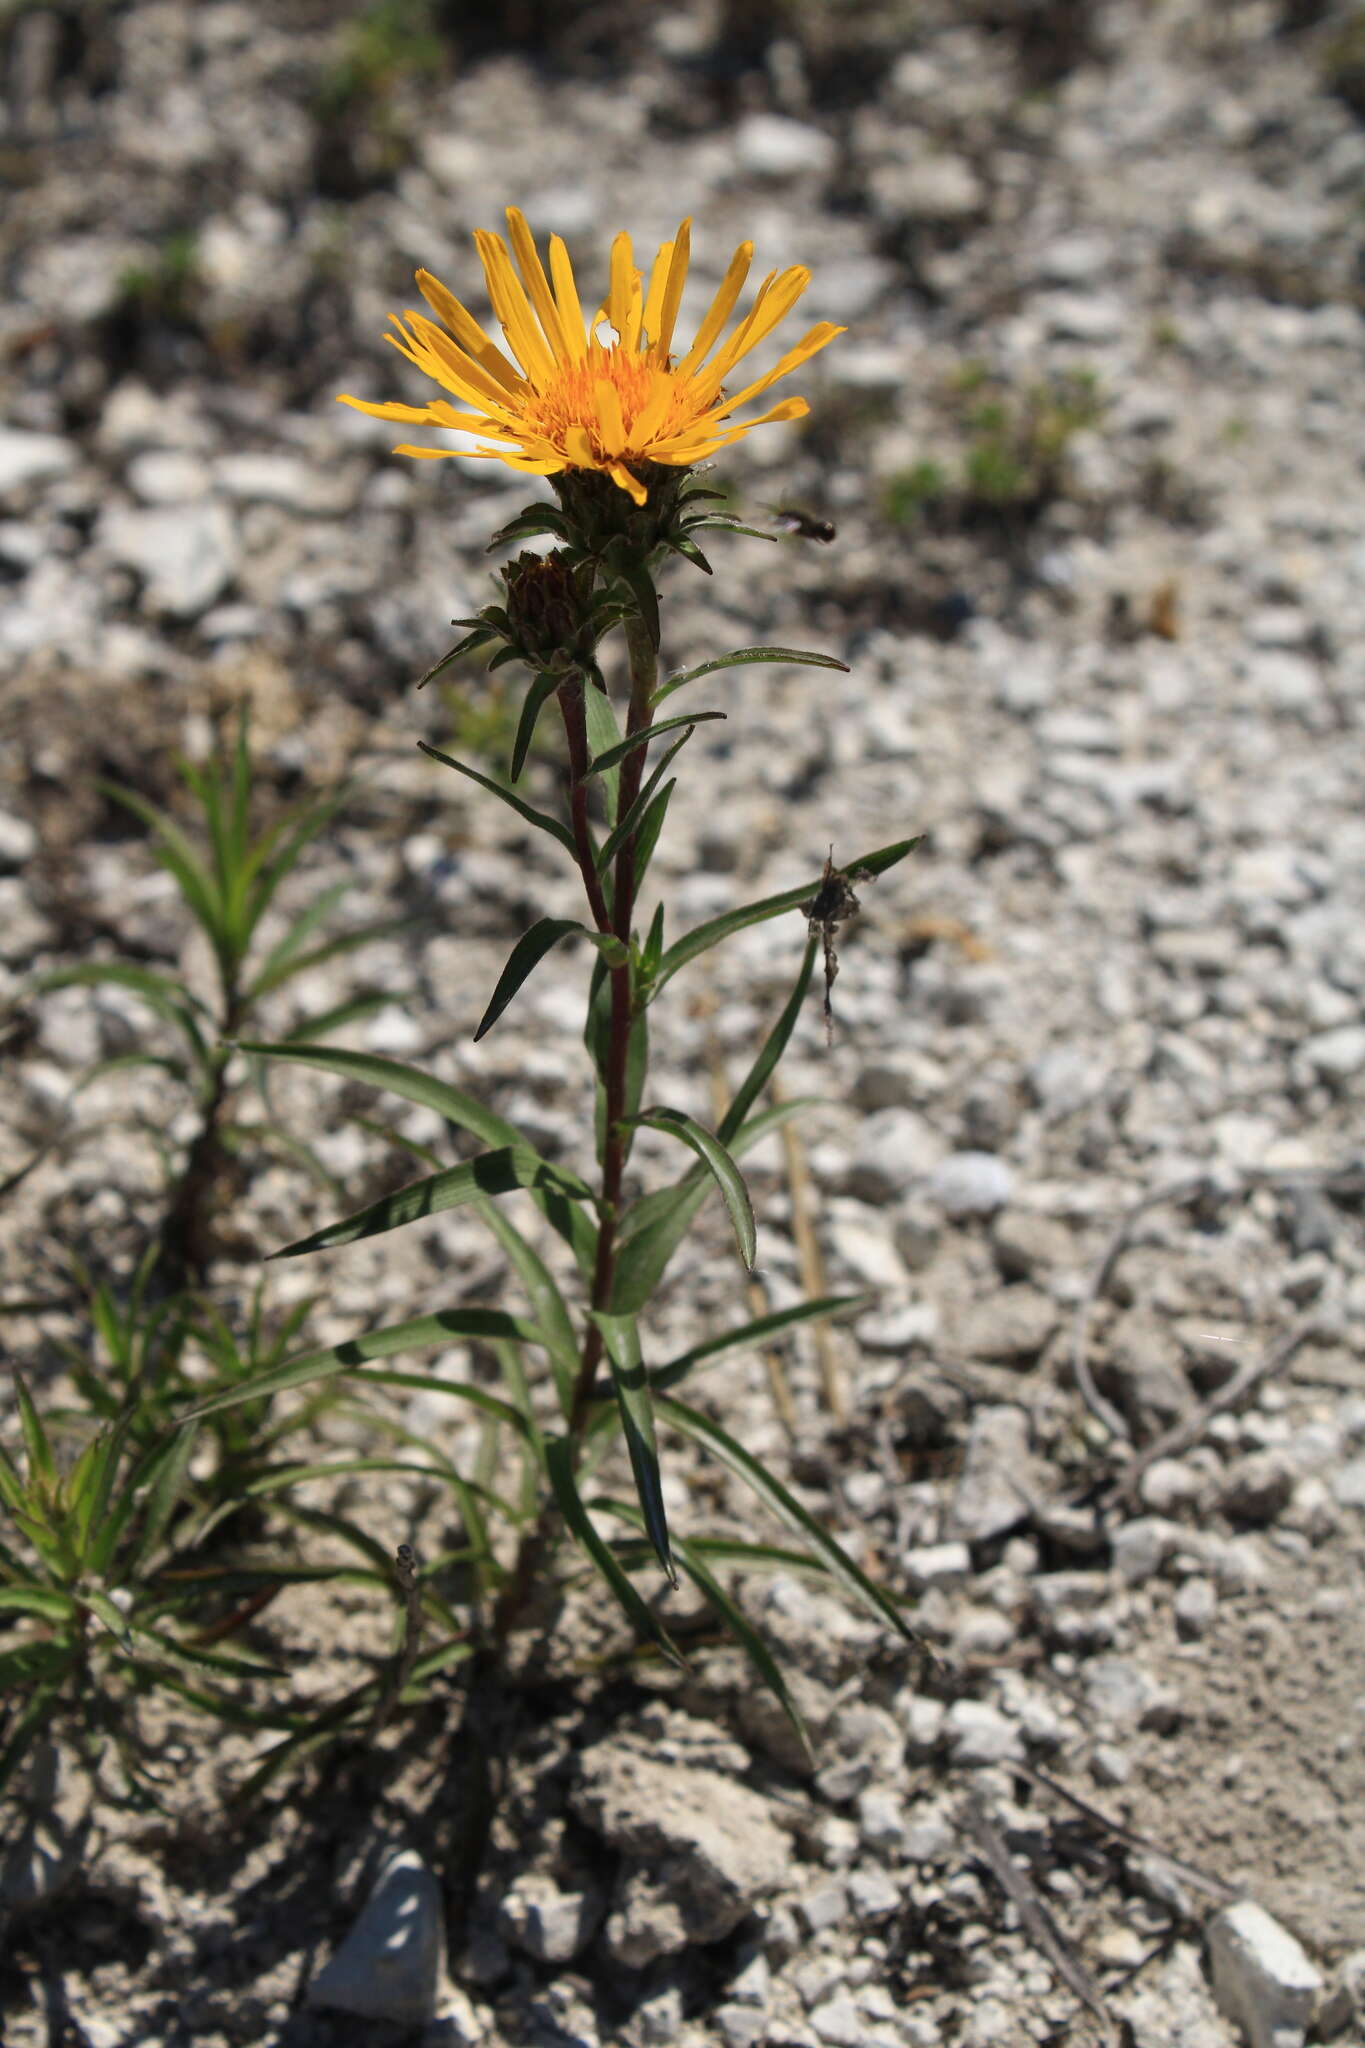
[2,3,1364,2045]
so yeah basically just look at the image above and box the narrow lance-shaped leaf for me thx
[581,678,624,826]
[415,625,499,690]
[596,730,694,877]
[418,741,575,855]
[659,1395,924,1650]
[590,1312,673,1582]
[177,1311,541,1433]
[471,1194,579,1418]
[596,1501,811,1765]
[657,836,922,990]
[271,1146,590,1258]
[610,1097,816,1316]
[654,1294,864,1393]
[653,645,849,708]
[583,711,725,779]
[475,919,627,1043]
[622,1109,756,1274]
[545,1438,684,1667]
[719,930,818,1145]
[235,1040,599,1276]
[511,668,566,783]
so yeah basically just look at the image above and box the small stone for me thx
[957,1287,1058,1364]
[308,1848,446,2025]
[1085,1658,1179,1732]
[870,152,984,222]
[991,1211,1074,1280]
[1304,1025,1365,1084]
[1218,1451,1297,1527]
[98,500,237,618]
[902,1541,971,1591]
[1173,1577,1216,1640]
[498,1873,603,1963]
[943,1700,1023,1766]
[799,1880,849,1935]
[950,1405,1036,1541]
[1090,1743,1131,1787]
[715,2005,767,2048]
[809,1992,865,2047]
[0,428,78,495]
[1208,1901,1322,2048]
[1112,1517,1177,1585]
[0,809,37,872]
[846,1108,942,1203]
[856,1300,940,1352]
[734,112,837,179]
[856,1788,908,1857]
[929,1151,1015,1219]
[1332,1458,1365,1510]
[848,1869,901,1920]
[1139,1457,1206,1516]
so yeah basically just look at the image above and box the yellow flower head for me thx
[339,209,843,506]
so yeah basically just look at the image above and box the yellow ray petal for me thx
[608,231,636,344]
[414,271,521,389]
[641,238,674,354]
[695,323,842,421]
[658,394,810,464]
[594,378,626,456]
[386,316,520,415]
[675,243,755,376]
[474,231,556,384]
[694,267,811,401]
[653,219,692,361]
[564,424,596,467]
[548,234,587,357]
[505,207,573,360]
[395,443,564,474]
[607,462,648,504]
[337,395,447,423]
[628,370,678,449]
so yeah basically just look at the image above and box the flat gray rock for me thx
[308,1847,446,2025]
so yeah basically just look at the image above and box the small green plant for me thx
[884,366,1105,528]
[32,713,404,1284]
[116,231,200,327]
[0,1259,485,1796]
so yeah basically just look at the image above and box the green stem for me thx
[492,601,661,1646]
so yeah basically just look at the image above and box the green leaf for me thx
[597,729,693,877]
[246,917,412,1006]
[612,551,660,649]
[472,1195,579,1417]
[511,668,564,782]
[598,1502,810,1763]
[631,780,674,893]
[659,1396,922,1648]
[584,711,725,780]
[719,931,818,1144]
[418,741,575,855]
[590,1314,673,1582]
[609,1098,816,1315]
[30,962,211,1064]
[178,1313,540,1433]
[99,780,225,958]
[270,1145,591,1259]
[475,919,627,1042]
[624,1109,755,1274]
[657,837,922,990]
[654,646,847,707]
[654,1295,863,1393]
[415,625,499,690]
[235,1042,525,1151]
[278,991,397,1044]
[545,1439,684,1664]
[0,1587,78,1621]
[581,678,624,826]
[665,535,712,575]
[14,1376,55,1486]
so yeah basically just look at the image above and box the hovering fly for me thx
[765,504,837,543]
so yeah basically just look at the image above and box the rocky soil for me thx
[1,2,1364,2045]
